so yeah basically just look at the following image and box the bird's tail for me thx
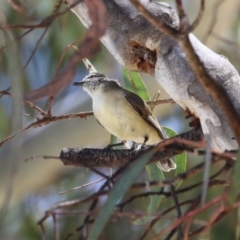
[157,158,176,172]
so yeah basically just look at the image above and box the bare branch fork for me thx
[0,96,93,147]
[0,90,174,148]
[37,140,236,239]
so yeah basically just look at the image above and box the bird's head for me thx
[73,72,120,96]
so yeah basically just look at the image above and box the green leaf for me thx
[122,69,186,224]
[146,163,164,209]
[229,150,240,203]
[1,29,23,224]
[133,162,164,225]
[123,69,150,101]
[163,127,187,187]
[88,150,156,240]
[123,68,165,224]
[108,135,118,176]
[134,127,187,225]
[110,134,117,145]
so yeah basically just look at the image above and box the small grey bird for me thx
[73,72,176,172]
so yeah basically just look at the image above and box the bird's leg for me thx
[131,136,149,151]
[131,141,139,151]
[104,140,127,149]
[139,136,149,150]
[143,135,149,145]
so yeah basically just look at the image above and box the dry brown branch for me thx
[147,98,175,105]
[202,0,226,43]
[22,27,49,71]
[36,147,235,239]
[140,198,200,240]
[52,213,59,240]
[32,125,236,239]
[0,89,11,97]
[7,0,25,13]
[152,193,227,239]
[59,128,204,168]
[2,1,240,239]
[24,0,107,101]
[0,110,93,147]
[11,1,66,72]
[189,0,205,32]
[0,0,107,104]
[58,128,234,171]
[1,0,82,30]
[118,179,229,211]
[59,178,106,195]
[211,32,240,50]
[131,158,233,191]
[0,89,174,149]
[188,201,240,238]
[149,90,161,111]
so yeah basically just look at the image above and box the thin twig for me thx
[47,96,54,116]
[152,194,228,239]
[22,27,49,71]
[202,0,226,43]
[190,0,205,32]
[59,178,106,195]
[52,213,59,240]
[201,134,212,206]
[170,184,183,239]
[0,111,93,147]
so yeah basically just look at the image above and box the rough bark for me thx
[60,128,203,168]
[67,0,240,151]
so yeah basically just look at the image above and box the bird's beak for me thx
[73,81,85,86]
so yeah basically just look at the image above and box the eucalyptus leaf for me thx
[163,127,187,188]
[133,162,164,225]
[110,134,117,145]
[123,69,150,101]
[229,150,240,203]
[88,150,156,240]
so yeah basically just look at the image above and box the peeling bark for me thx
[68,0,240,151]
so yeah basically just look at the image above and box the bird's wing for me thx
[124,90,165,139]
[96,118,104,128]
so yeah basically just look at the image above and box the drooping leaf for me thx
[108,134,118,176]
[110,134,117,145]
[229,150,240,202]
[123,69,165,222]
[88,150,156,240]
[133,162,164,225]
[123,69,185,224]
[123,68,150,101]
[134,127,187,224]
[163,127,187,188]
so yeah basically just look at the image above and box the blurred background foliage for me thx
[0,0,239,239]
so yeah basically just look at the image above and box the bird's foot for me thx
[104,141,126,150]
[131,142,148,151]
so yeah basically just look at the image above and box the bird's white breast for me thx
[91,89,161,144]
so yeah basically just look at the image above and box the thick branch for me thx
[69,0,240,151]
[24,0,107,101]
[59,128,203,168]
[129,0,240,147]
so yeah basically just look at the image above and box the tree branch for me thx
[59,128,203,168]
[69,0,240,151]
[129,0,240,147]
